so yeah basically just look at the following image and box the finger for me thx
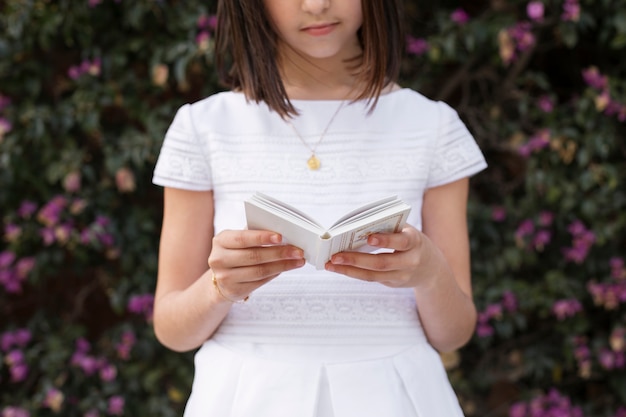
[217,258,306,287]
[328,250,417,272]
[214,229,283,250]
[367,227,420,252]
[213,244,304,269]
[324,261,410,287]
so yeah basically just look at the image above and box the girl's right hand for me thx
[208,230,305,302]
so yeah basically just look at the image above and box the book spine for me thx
[313,238,332,270]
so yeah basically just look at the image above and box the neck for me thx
[277,44,363,101]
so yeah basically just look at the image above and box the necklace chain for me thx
[286,101,346,170]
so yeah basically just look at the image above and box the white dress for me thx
[152,89,487,417]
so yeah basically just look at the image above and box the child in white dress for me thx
[152,0,487,416]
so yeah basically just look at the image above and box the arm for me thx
[153,188,229,352]
[326,178,476,352]
[415,178,476,351]
[153,188,305,352]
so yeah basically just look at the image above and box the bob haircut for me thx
[215,0,405,118]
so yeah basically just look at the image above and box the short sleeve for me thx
[152,104,213,191]
[425,102,487,188]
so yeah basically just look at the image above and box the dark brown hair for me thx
[215,0,405,118]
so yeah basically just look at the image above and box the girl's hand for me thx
[208,230,305,302]
[325,225,441,289]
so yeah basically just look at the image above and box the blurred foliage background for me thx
[1,0,625,416]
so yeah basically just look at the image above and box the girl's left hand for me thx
[325,225,439,289]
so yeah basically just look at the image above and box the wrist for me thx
[412,237,450,291]
[210,269,249,304]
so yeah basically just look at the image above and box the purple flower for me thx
[509,402,527,417]
[0,117,12,140]
[509,22,535,52]
[98,233,115,247]
[1,407,30,417]
[88,0,102,7]
[537,95,554,113]
[43,388,64,412]
[197,14,211,29]
[63,171,81,193]
[0,93,11,111]
[4,223,22,242]
[84,410,100,417]
[40,227,56,246]
[514,389,584,417]
[533,230,552,251]
[598,348,616,370]
[70,198,88,215]
[68,66,82,80]
[563,220,595,264]
[476,322,494,337]
[195,31,210,48]
[0,251,16,269]
[562,0,581,21]
[15,257,36,279]
[14,329,32,346]
[107,396,125,416]
[491,206,506,222]
[0,269,20,293]
[10,363,28,382]
[17,201,37,218]
[37,196,67,226]
[527,1,545,21]
[582,67,608,90]
[76,337,91,353]
[552,298,582,320]
[519,129,551,157]
[116,330,136,360]
[55,223,74,245]
[538,211,554,227]
[99,363,117,382]
[5,349,24,365]
[95,215,111,228]
[128,293,155,321]
[406,36,429,56]
[450,8,470,25]
[72,353,100,375]
[610,257,625,280]
[1,332,16,352]
[515,219,535,239]
[502,291,518,313]
[485,303,503,319]
[610,327,625,352]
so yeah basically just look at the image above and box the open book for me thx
[244,193,411,270]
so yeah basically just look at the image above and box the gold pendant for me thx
[307,154,321,170]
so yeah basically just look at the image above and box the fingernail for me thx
[332,256,344,264]
[369,237,379,246]
[291,249,304,259]
[271,234,281,244]
[325,264,335,272]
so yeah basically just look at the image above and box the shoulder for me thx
[175,91,276,135]
[187,91,253,119]
[375,88,460,130]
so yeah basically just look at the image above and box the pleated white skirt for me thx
[182,338,465,417]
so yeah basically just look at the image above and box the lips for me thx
[301,22,338,36]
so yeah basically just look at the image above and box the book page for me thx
[248,193,325,231]
[329,196,397,229]
[330,211,410,256]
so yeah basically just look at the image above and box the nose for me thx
[301,0,329,15]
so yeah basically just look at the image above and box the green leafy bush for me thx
[1,0,624,416]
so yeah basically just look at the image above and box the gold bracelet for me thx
[211,272,249,304]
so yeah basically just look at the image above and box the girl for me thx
[152,0,487,416]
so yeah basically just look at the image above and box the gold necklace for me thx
[286,101,346,170]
